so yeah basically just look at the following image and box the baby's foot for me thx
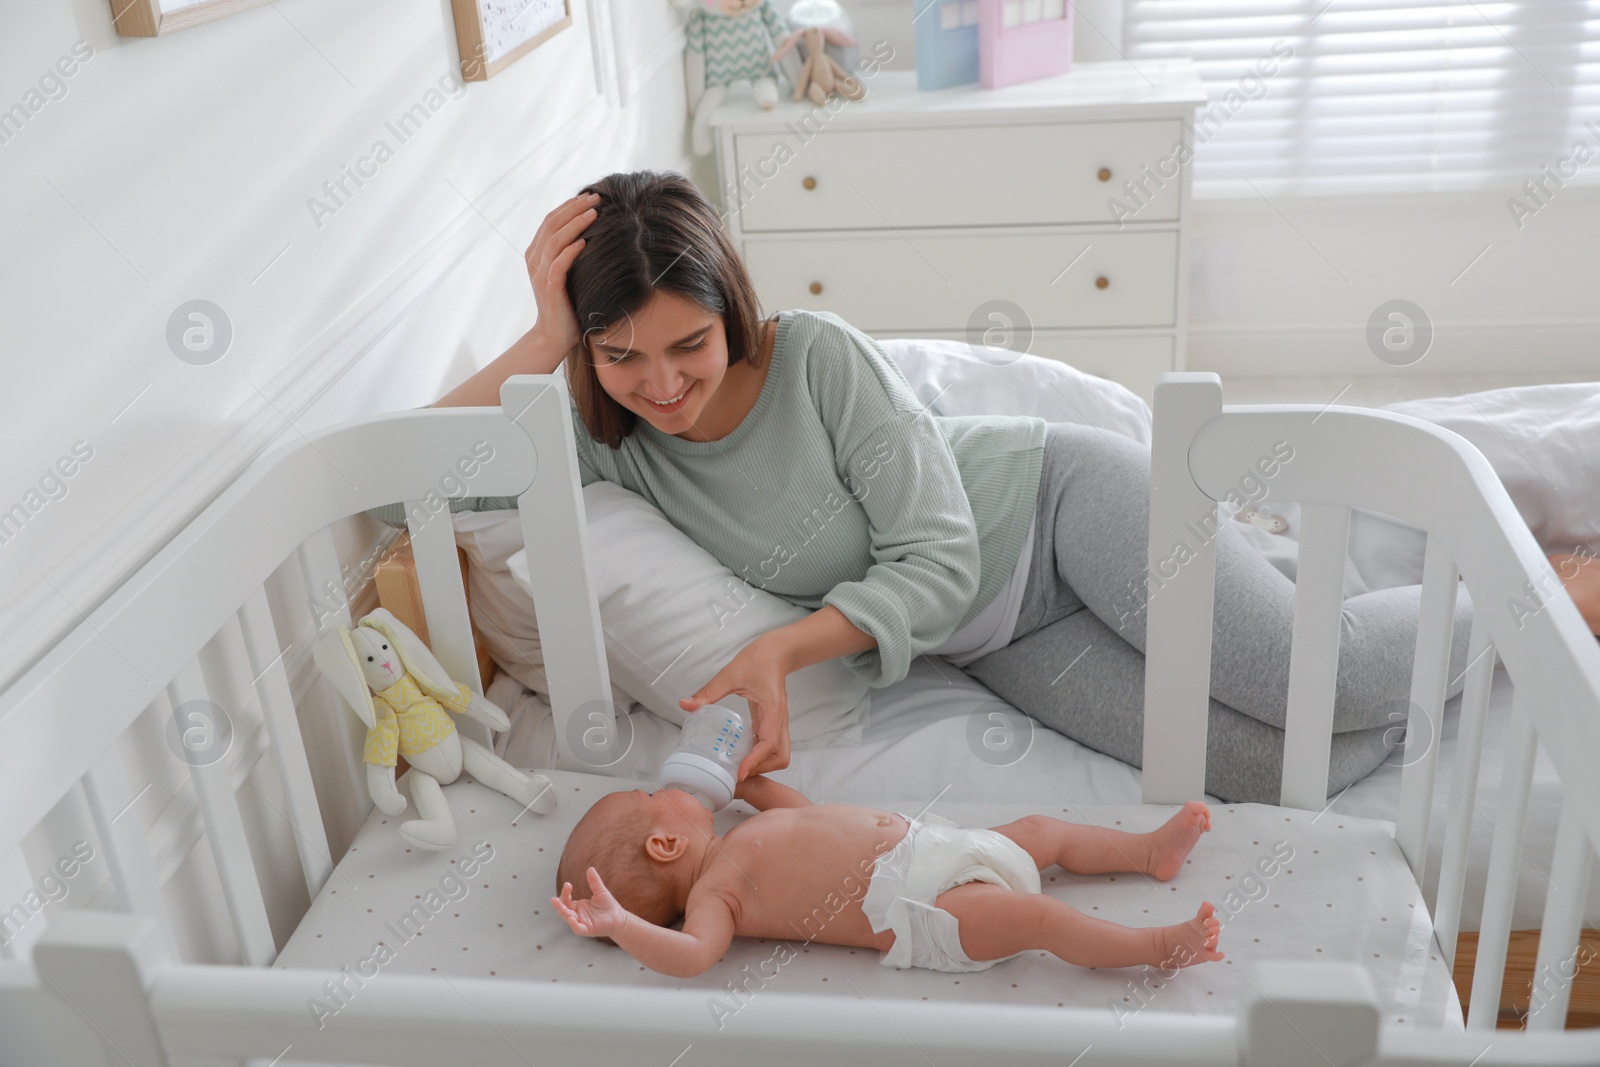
[1147,801,1211,881]
[1154,901,1224,968]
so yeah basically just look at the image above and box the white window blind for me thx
[1124,1,1600,197]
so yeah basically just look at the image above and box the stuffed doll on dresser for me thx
[683,0,796,155]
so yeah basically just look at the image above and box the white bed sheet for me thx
[275,771,1460,1029]
[494,655,1591,931]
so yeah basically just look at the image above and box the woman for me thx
[388,169,1477,805]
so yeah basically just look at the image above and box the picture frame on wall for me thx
[451,0,574,82]
[109,0,273,37]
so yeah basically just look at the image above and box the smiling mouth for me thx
[645,382,693,407]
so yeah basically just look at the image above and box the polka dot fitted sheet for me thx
[274,769,1460,1029]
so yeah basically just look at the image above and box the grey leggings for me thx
[961,421,1474,805]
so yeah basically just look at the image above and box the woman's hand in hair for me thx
[679,636,793,781]
[525,191,600,357]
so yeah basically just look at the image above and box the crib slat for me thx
[0,849,44,959]
[1395,534,1459,885]
[1431,615,1496,970]
[1527,799,1594,1030]
[1279,502,1350,810]
[1141,375,1223,804]
[237,586,333,898]
[406,497,489,748]
[297,530,371,824]
[1467,694,1539,1029]
[167,657,276,967]
[80,745,177,954]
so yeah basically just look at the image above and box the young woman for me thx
[401,169,1480,805]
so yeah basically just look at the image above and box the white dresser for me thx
[708,60,1206,402]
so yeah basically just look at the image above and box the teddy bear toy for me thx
[682,0,797,156]
[314,607,557,850]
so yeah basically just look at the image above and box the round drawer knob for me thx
[809,281,824,295]
[1095,276,1110,290]
[1097,167,1112,182]
[802,176,817,190]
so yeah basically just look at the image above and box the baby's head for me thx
[556,788,714,939]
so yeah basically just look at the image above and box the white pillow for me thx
[451,510,635,710]
[509,482,869,748]
[877,337,1153,445]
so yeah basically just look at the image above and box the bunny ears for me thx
[771,25,858,64]
[313,608,462,731]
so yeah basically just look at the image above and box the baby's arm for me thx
[734,773,810,811]
[553,868,735,978]
[611,891,737,978]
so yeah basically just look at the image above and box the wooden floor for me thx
[1214,372,1594,408]
[1455,929,1600,1029]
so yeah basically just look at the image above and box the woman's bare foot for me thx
[1146,801,1211,881]
[1551,553,1600,636]
[1153,901,1224,968]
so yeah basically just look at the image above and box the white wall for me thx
[0,0,691,688]
[1186,187,1600,380]
[3,0,692,964]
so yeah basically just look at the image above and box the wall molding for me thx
[616,23,687,106]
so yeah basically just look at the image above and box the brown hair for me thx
[564,170,767,449]
[556,794,683,939]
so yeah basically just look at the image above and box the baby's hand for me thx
[551,867,631,940]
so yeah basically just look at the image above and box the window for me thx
[1125,1,1600,197]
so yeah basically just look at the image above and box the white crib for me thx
[2,371,1598,1066]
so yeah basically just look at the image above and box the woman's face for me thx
[586,289,731,439]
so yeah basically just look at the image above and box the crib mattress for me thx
[493,655,1595,931]
[275,769,1461,1029]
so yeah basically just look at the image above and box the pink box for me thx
[978,0,1073,89]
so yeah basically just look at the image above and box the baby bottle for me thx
[658,704,754,812]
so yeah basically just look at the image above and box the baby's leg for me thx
[936,883,1223,969]
[992,801,1211,881]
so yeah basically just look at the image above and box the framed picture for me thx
[109,0,273,37]
[451,0,574,82]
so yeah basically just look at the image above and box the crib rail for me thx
[0,376,613,967]
[1143,372,1600,1032]
[9,909,1600,1067]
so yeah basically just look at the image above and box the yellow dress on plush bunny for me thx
[313,608,557,850]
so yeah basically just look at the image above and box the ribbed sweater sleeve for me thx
[807,319,981,686]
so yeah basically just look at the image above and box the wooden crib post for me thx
[1143,373,1223,804]
[31,911,171,1067]
[501,375,615,774]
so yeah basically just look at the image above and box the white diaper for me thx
[859,811,1043,973]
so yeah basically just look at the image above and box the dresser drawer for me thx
[732,120,1182,232]
[743,231,1177,331]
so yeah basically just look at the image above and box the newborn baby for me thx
[552,775,1223,977]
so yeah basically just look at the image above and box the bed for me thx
[2,368,1598,1066]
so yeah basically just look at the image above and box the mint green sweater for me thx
[368,309,1045,688]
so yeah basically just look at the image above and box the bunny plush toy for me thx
[314,608,557,850]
